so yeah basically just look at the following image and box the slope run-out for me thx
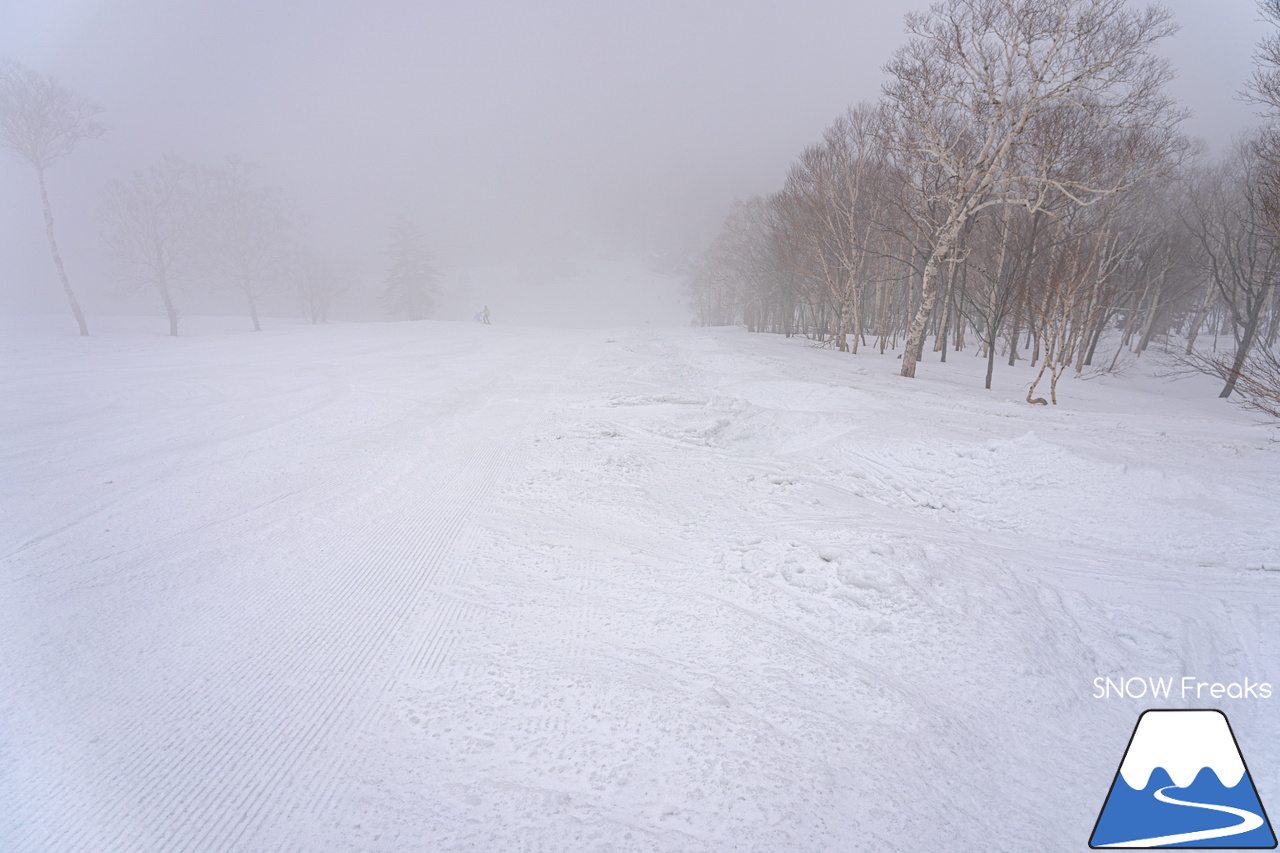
[2,318,1277,851]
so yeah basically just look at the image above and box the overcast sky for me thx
[0,0,1272,314]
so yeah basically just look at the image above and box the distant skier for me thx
[481,305,491,325]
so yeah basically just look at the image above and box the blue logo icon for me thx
[1091,709,1276,848]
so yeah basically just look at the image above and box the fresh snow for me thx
[2,315,1278,851]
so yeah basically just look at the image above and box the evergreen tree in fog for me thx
[382,216,440,320]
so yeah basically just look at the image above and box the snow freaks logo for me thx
[1093,676,1273,701]
[1090,710,1276,848]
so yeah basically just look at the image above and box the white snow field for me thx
[3,316,1278,852]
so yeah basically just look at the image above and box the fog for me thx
[0,0,1270,324]
[6,7,1280,846]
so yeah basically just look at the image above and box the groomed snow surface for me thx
[3,316,1278,852]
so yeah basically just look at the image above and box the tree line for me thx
[687,0,1280,413]
[0,60,441,336]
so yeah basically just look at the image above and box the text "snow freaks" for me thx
[1093,677,1273,700]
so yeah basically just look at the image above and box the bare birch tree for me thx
[201,157,298,331]
[1188,0,1280,412]
[880,0,1184,378]
[1023,203,1135,403]
[692,197,793,333]
[100,156,206,337]
[776,104,889,352]
[1247,0,1280,114]
[1183,143,1280,398]
[293,249,352,325]
[0,60,107,336]
[957,204,1036,388]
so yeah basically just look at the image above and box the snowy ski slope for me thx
[2,317,1278,851]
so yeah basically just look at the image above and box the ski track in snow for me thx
[2,318,1279,851]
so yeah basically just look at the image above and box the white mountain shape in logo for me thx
[1119,710,1246,790]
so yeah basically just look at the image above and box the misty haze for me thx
[3,1,1280,851]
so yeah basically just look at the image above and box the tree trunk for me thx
[250,298,261,332]
[900,242,950,378]
[1026,358,1050,405]
[1185,278,1216,355]
[985,325,1000,389]
[1007,310,1022,366]
[1263,284,1278,347]
[936,261,955,361]
[849,290,861,354]
[1220,297,1265,399]
[934,263,952,354]
[37,168,89,336]
[1082,312,1108,367]
[1265,287,1279,348]
[157,259,179,336]
[1135,288,1164,355]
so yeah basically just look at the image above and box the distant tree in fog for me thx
[100,155,205,337]
[773,103,889,351]
[0,59,107,336]
[293,249,352,324]
[689,197,792,331]
[1183,141,1280,399]
[201,156,298,331]
[382,216,440,320]
[1182,0,1280,408]
[1247,0,1280,115]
